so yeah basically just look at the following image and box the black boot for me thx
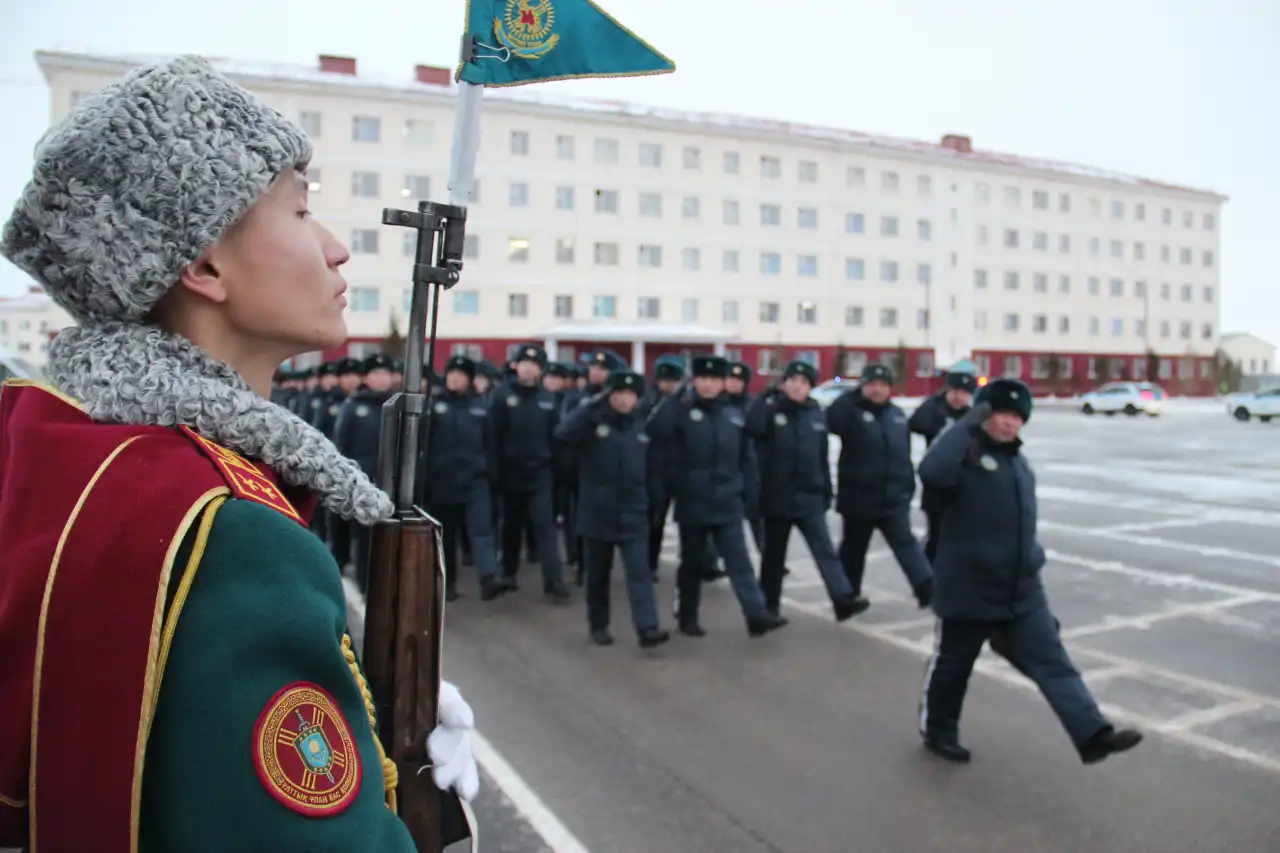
[446,586,460,602]
[480,574,510,601]
[747,612,789,638]
[924,736,971,763]
[833,596,869,622]
[544,580,572,602]
[638,628,671,648]
[1080,726,1143,764]
[679,622,707,638]
[590,628,614,646]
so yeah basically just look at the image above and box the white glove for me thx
[427,680,480,802]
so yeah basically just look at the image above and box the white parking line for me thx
[472,730,592,853]
[1058,594,1273,639]
[1040,521,1280,569]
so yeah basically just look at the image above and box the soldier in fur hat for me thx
[0,55,476,849]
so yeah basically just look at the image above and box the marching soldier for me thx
[648,355,787,638]
[334,353,398,592]
[746,360,863,620]
[313,355,361,568]
[638,355,687,580]
[544,362,581,574]
[488,344,572,600]
[473,359,496,399]
[916,379,1143,765]
[826,363,933,612]
[0,54,476,850]
[555,370,671,648]
[909,367,979,562]
[423,355,511,601]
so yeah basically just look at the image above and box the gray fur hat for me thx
[0,55,311,325]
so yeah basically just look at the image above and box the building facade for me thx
[1219,332,1275,377]
[14,50,1228,394]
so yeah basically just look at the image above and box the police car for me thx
[1226,388,1280,422]
[1079,381,1167,416]
[811,378,857,409]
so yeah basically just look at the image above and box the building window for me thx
[1134,241,1145,261]
[1135,318,1147,337]
[880,261,899,282]
[593,295,617,318]
[798,160,818,182]
[638,142,662,167]
[1110,239,1123,259]
[1110,278,1124,297]
[682,298,699,322]
[845,258,865,280]
[759,301,780,323]
[1059,234,1071,253]
[463,234,480,259]
[452,290,479,315]
[508,293,528,318]
[760,204,782,226]
[760,156,781,178]
[1201,323,1214,340]
[1182,210,1194,228]
[350,229,379,254]
[1056,193,1070,213]
[1088,276,1100,295]
[1089,237,1100,256]
[881,171,899,192]
[918,219,932,241]
[1089,198,1102,217]
[1107,317,1123,337]
[349,286,379,311]
[555,186,575,211]
[509,130,529,156]
[917,263,932,285]
[1004,313,1020,332]
[1032,190,1049,210]
[638,245,663,268]
[555,238,574,265]
[1109,200,1123,219]
[879,307,898,328]
[1004,187,1022,207]
[299,111,322,137]
[973,310,988,331]
[1161,245,1171,263]
[881,216,899,237]
[724,151,740,173]
[758,349,780,374]
[1160,282,1171,300]
[974,183,991,205]
[1180,247,1193,265]
[723,250,740,272]
[1058,316,1070,334]
[917,308,930,330]
[723,200,740,225]
[554,295,573,318]
[1088,316,1100,336]
[555,134,574,160]
[1203,250,1215,267]
[723,300,739,322]
[1004,271,1020,291]
[845,213,865,234]
[798,207,819,229]
[594,188,619,214]
[681,146,702,169]
[760,252,782,275]
[507,237,530,263]
[403,174,431,199]
[845,306,864,327]
[1203,285,1214,303]
[797,301,817,324]
[1134,280,1147,298]
[1004,356,1023,378]
[469,179,481,203]
[351,171,380,197]
[594,242,619,265]
[1032,314,1048,333]
[508,182,529,207]
[594,138,620,163]
[402,231,416,257]
[682,196,701,220]
[847,166,866,187]
[682,247,701,271]
[1004,229,1019,248]
[917,175,932,195]
[976,224,989,246]
[1058,275,1070,294]
[1033,231,1048,251]
[352,116,380,142]
[797,255,818,277]
[1181,283,1193,301]
[1204,213,1216,230]
[403,119,432,147]
[637,297,660,319]
[1033,273,1048,293]
[639,193,662,217]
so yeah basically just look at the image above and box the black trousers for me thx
[582,536,660,633]
[556,480,581,566]
[329,513,351,570]
[919,607,1109,749]
[838,509,932,594]
[429,493,502,590]
[923,510,942,563]
[501,484,564,586]
[647,495,672,574]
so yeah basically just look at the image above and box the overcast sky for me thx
[1,0,1276,345]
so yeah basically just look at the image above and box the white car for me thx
[811,378,857,409]
[1080,382,1167,416]
[1227,388,1280,422]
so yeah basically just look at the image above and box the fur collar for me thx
[46,322,395,524]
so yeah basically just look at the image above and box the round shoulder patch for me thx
[253,682,362,816]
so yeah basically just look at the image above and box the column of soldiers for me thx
[270,345,1144,767]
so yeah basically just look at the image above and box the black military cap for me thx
[514,343,547,368]
[476,359,500,380]
[587,349,626,371]
[362,353,394,374]
[782,359,819,386]
[546,361,573,378]
[945,371,979,393]
[336,357,362,376]
[728,361,752,383]
[691,354,729,378]
[604,370,645,396]
[861,363,894,385]
[653,356,684,382]
[318,361,341,377]
[977,378,1033,423]
[445,354,476,379]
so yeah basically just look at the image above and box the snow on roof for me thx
[37,49,1225,200]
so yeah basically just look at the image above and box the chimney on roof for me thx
[414,64,452,87]
[940,134,973,154]
[318,55,357,75]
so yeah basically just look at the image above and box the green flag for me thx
[456,0,675,88]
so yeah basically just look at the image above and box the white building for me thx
[0,291,70,367]
[1219,332,1274,377]
[4,49,1228,394]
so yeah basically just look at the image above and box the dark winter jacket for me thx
[825,389,915,518]
[917,405,1047,621]
[421,389,490,504]
[909,391,972,514]
[745,391,832,520]
[334,388,395,481]
[310,386,349,439]
[648,391,758,527]
[487,382,560,492]
[554,398,650,542]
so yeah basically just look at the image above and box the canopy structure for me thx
[538,323,738,372]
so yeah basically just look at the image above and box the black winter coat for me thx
[421,389,490,504]
[649,392,758,527]
[917,406,1047,621]
[487,382,560,492]
[311,386,349,439]
[335,388,395,481]
[554,399,650,541]
[909,392,972,514]
[745,391,832,520]
[825,389,916,518]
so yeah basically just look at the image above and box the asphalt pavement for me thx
[448,401,1280,853]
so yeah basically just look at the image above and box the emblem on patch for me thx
[253,682,361,817]
[980,454,999,472]
[596,423,610,438]
[774,413,788,426]
[329,404,341,416]
[690,408,704,422]
[495,0,560,60]
[355,404,370,418]
[435,402,449,414]
[506,395,519,407]
[862,411,874,423]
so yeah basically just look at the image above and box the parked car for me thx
[1226,388,1280,422]
[812,378,857,409]
[1080,382,1167,416]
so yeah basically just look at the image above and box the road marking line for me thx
[1093,518,1214,534]
[1041,521,1280,568]
[1155,699,1268,734]
[472,730,592,853]
[1059,594,1272,639]
[1046,550,1280,601]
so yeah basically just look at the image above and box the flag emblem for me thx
[497,0,560,59]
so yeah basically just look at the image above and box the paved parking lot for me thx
[778,401,1280,775]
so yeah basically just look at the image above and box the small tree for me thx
[1045,352,1064,386]
[1145,349,1160,383]
[380,314,406,360]
[1213,349,1242,394]
[834,341,848,377]
[893,339,911,380]
[1094,356,1113,387]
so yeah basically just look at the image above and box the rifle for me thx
[645,377,690,425]
[362,197,472,851]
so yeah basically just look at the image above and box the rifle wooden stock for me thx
[364,511,447,851]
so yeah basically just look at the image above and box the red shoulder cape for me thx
[0,380,315,852]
